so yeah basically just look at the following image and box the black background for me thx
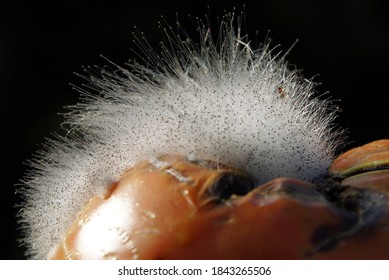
[2,0,388,259]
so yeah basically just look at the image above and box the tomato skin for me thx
[331,140,389,176]
[330,140,389,194]
[162,186,344,259]
[164,194,389,260]
[50,155,234,259]
[50,143,389,260]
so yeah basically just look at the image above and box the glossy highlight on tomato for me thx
[49,141,389,260]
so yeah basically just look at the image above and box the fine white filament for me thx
[19,12,343,259]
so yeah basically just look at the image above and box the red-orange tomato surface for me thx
[50,141,389,260]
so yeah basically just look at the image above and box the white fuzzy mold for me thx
[18,11,343,259]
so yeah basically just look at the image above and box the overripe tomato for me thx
[49,140,389,259]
